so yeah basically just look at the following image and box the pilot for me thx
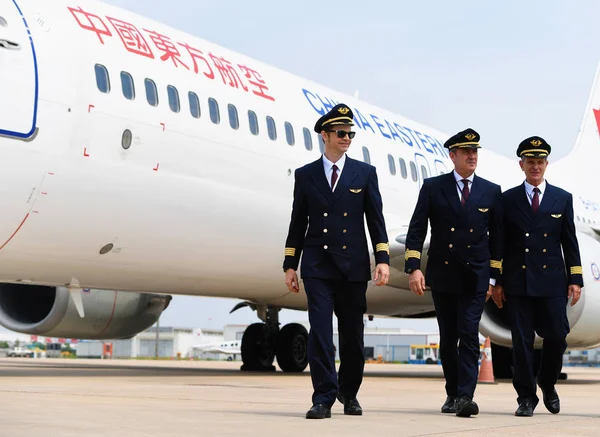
[404,128,503,417]
[282,103,390,419]
[492,136,583,417]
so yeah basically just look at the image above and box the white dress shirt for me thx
[524,179,546,206]
[452,170,495,286]
[453,170,474,202]
[323,153,346,191]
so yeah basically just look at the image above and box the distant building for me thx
[356,328,439,363]
[564,348,600,366]
[224,323,440,364]
[77,326,224,359]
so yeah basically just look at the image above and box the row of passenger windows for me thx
[94,64,322,152]
[94,64,433,182]
[577,215,597,224]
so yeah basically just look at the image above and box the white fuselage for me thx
[2,0,600,346]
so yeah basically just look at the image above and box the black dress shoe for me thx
[441,396,457,413]
[455,396,479,417]
[537,380,560,414]
[515,399,536,417]
[337,393,363,415]
[305,403,331,419]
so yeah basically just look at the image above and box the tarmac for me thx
[0,358,598,437]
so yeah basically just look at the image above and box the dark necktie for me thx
[461,179,470,207]
[331,164,338,191]
[532,187,540,213]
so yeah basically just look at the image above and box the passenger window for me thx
[421,165,428,180]
[266,116,277,141]
[399,158,408,179]
[94,64,110,93]
[145,79,158,106]
[388,154,396,175]
[248,110,259,135]
[189,92,200,118]
[209,98,220,124]
[120,71,135,100]
[167,85,180,113]
[362,147,371,164]
[228,104,239,129]
[303,128,313,151]
[409,161,418,182]
[285,122,295,146]
[318,134,325,153]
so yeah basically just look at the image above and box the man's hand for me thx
[374,263,390,286]
[492,285,506,309]
[284,269,300,293]
[485,285,493,302]
[568,284,582,306]
[408,269,425,296]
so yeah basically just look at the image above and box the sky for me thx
[5,1,600,338]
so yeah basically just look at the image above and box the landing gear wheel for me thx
[276,323,308,372]
[241,323,275,371]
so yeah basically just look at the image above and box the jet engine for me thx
[0,283,171,339]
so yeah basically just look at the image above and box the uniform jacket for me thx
[499,182,583,296]
[283,156,389,282]
[404,172,503,293]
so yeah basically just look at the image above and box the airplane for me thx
[1,0,600,377]
[192,340,241,358]
[190,328,241,358]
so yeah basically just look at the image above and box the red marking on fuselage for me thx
[84,147,90,157]
[88,104,95,112]
[0,214,30,251]
[594,108,600,138]
[160,122,165,131]
[153,163,160,171]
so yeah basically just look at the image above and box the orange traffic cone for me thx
[478,337,495,384]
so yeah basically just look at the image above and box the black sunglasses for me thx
[326,129,356,139]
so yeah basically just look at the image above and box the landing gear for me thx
[239,305,309,373]
[241,323,276,371]
[240,306,279,371]
[276,323,308,372]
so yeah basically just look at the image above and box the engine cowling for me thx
[0,284,171,339]
[480,231,600,349]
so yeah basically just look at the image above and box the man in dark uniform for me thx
[492,136,583,417]
[283,103,390,419]
[404,128,503,417]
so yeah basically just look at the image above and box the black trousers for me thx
[505,296,569,404]
[303,278,367,407]
[431,291,486,399]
